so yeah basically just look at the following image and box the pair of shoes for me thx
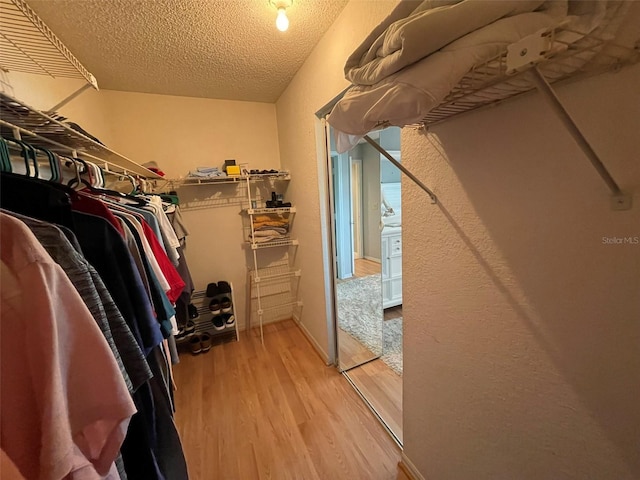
[206,281,231,297]
[189,333,212,354]
[187,303,198,319]
[209,297,232,314]
[211,314,235,331]
[205,282,219,297]
[175,320,196,340]
[206,281,231,296]
[206,281,233,313]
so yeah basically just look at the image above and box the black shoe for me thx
[220,297,232,313]
[184,320,196,335]
[209,299,221,315]
[212,315,225,331]
[223,313,235,327]
[187,303,198,319]
[175,326,189,340]
[217,281,231,294]
[206,282,220,297]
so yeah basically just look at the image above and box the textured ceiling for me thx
[26,0,349,102]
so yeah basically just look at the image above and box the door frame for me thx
[333,152,354,280]
[350,158,363,261]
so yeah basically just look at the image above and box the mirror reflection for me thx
[331,127,403,375]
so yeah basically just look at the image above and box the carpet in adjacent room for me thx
[336,274,403,375]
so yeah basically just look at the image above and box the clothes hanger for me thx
[60,155,82,187]
[0,137,12,172]
[32,145,60,182]
[72,165,148,207]
[3,137,35,176]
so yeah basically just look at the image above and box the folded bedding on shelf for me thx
[254,226,288,235]
[344,0,552,86]
[253,229,288,238]
[328,0,632,152]
[187,166,226,178]
[250,229,290,243]
[252,214,290,231]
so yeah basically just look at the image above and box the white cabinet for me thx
[381,229,402,309]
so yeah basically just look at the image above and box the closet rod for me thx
[363,134,437,204]
[529,67,630,209]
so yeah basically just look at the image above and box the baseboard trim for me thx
[293,314,330,365]
[364,255,381,263]
[399,453,426,480]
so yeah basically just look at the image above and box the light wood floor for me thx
[337,327,377,370]
[355,258,381,277]
[337,328,403,443]
[347,359,403,444]
[173,320,405,480]
[384,305,403,321]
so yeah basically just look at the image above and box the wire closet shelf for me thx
[0,0,98,88]
[416,26,640,126]
[0,92,162,179]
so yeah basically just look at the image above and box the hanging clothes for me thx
[0,168,191,480]
[0,213,136,479]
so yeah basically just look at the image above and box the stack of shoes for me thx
[189,332,212,355]
[206,281,233,331]
[175,319,195,340]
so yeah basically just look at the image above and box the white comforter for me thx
[328,0,632,152]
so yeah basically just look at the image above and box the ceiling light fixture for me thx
[270,0,292,32]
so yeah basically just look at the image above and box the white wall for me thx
[402,63,640,479]
[276,0,399,359]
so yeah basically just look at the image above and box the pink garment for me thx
[1,449,26,480]
[0,213,136,480]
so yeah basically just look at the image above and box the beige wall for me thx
[276,0,398,359]
[402,63,640,479]
[101,90,280,179]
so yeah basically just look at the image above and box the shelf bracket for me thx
[363,134,437,204]
[46,83,93,114]
[529,66,631,210]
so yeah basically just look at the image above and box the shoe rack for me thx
[182,282,239,344]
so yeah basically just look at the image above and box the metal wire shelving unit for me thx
[243,175,301,344]
[419,26,640,126]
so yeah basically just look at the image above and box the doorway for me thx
[326,124,403,444]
